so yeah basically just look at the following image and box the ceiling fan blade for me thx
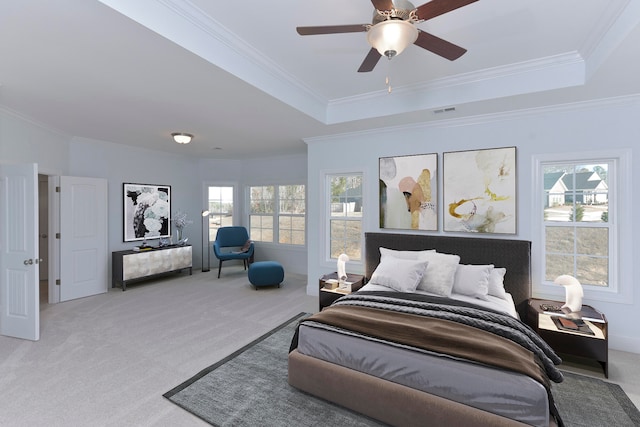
[358,48,382,72]
[414,30,467,60]
[415,0,479,21]
[370,0,394,11]
[296,24,368,36]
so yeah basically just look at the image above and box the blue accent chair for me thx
[213,226,255,278]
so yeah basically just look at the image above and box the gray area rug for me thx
[164,313,640,427]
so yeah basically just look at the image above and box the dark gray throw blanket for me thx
[334,291,563,383]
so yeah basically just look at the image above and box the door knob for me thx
[23,259,33,265]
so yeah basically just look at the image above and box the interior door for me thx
[0,163,40,341]
[59,176,108,301]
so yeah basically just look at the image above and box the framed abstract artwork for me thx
[443,147,516,234]
[379,153,437,231]
[123,183,171,242]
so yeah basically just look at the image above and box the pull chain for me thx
[385,57,392,93]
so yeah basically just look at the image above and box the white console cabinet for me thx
[112,245,192,290]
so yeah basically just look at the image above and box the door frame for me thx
[48,175,61,304]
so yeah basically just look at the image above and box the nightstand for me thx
[318,272,365,311]
[527,298,608,377]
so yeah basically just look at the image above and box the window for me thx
[278,184,305,245]
[249,184,305,245]
[328,174,363,261]
[542,162,610,286]
[541,160,614,289]
[249,186,274,242]
[207,186,233,241]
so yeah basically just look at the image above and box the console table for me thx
[112,245,192,291]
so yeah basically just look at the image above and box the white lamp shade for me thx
[367,20,418,58]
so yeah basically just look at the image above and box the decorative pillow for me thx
[416,252,460,297]
[453,264,493,300]
[241,240,253,252]
[488,267,508,299]
[369,257,429,293]
[380,247,435,261]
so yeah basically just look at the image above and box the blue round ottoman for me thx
[248,261,284,289]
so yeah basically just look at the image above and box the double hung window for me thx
[328,174,363,261]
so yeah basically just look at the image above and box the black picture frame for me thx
[123,183,171,242]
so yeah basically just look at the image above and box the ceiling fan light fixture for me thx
[367,19,418,59]
[171,132,193,144]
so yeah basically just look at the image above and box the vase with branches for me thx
[171,210,192,244]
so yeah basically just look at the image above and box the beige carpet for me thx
[0,265,316,426]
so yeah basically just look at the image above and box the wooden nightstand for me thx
[527,298,608,377]
[318,272,365,311]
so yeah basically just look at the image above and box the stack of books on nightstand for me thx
[540,304,606,323]
[551,317,595,336]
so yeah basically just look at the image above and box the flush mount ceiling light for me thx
[367,19,418,60]
[171,132,193,144]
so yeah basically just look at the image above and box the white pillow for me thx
[416,252,460,297]
[380,247,435,261]
[453,264,492,300]
[369,257,429,293]
[488,267,508,299]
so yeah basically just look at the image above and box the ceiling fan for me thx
[296,0,478,72]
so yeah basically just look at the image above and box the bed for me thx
[288,232,564,427]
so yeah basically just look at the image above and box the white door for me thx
[0,163,40,341]
[59,176,108,302]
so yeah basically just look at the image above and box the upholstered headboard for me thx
[364,232,532,319]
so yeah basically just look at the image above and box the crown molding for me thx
[326,52,586,124]
[305,94,640,145]
[0,105,70,138]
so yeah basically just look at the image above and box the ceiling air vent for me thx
[433,107,456,114]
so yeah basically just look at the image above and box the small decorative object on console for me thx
[171,210,192,245]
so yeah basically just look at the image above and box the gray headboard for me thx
[364,232,532,319]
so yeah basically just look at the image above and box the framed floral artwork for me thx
[379,153,438,231]
[123,183,171,242]
[443,147,516,234]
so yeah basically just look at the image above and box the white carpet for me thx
[0,265,316,426]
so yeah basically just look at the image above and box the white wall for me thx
[0,109,70,174]
[306,96,640,354]
[68,137,204,274]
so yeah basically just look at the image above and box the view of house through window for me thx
[207,186,234,241]
[249,184,305,245]
[329,174,363,261]
[543,162,610,287]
